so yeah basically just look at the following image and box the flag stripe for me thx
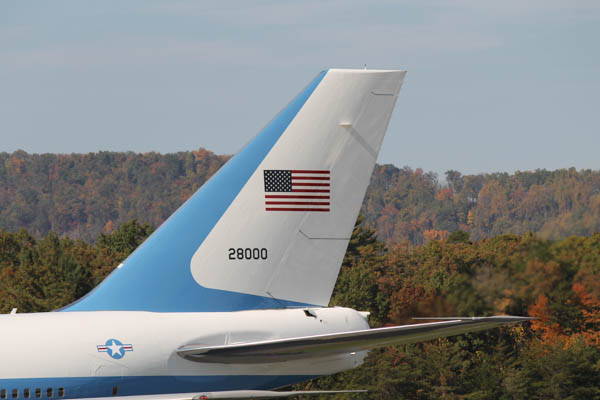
[291,189,329,193]
[291,170,329,174]
[292,182,330,187]
[266,208,330,212]
[291,176,330,180]
[266,195,329,199]
[266,201,330,206]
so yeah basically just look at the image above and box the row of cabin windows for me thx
[0,387,118,399]
[0,388,65,399]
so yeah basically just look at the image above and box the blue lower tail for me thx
[61,71,327,312]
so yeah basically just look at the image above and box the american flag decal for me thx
[264,170,330,212]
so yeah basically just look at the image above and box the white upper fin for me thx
[191,69,406,306]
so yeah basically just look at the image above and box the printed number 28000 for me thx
[228,248,268,260]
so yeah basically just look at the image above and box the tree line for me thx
[0,220,598,398]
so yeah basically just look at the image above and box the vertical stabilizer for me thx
[63,69,406,312]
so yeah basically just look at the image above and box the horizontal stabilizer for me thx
[193,390,366,399]
[177,316,532,364]
[72,390,367,400]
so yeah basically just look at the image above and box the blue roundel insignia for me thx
[97,339,134,359]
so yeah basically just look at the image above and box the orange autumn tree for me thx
[528,294,565,343]
[572,283,600,347]
[529,283,600,348]
[423,229,450,242]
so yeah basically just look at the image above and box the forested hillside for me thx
[364,165,600,244]
[1,150,599,397]
[0,149,228,241]
[1,150,600,244]
[0,221,598,398]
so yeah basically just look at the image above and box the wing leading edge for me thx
[177,316,532,364]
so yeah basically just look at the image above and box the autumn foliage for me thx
[0,149,228,241]
[0,219,598,397]
[2,151,600,246]
[362,165,600,244]
[1,149,599,397]
[321,224,600,398]
[529,283,600,348]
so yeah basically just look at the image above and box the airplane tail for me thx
[63,69,406,312]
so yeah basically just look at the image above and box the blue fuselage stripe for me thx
[0,375,318,399]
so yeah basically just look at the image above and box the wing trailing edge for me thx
[177,316,533,364]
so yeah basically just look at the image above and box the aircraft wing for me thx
[73,390,366,399]
[178,316,532,364]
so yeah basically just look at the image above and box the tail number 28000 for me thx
[228,248,268,260]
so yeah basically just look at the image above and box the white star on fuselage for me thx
[108,340,123,357]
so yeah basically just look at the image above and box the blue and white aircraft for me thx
[0,69,530,399]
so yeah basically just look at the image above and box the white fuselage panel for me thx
[0,308,368,380]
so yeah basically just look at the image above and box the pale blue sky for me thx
[1,0,598,177]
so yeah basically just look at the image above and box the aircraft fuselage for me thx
[0,308,368,399]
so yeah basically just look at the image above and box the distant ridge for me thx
[0,149,229,242]
[1,150,599,244]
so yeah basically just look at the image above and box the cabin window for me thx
[57,388,64,398]
[46,388,53,398]
[10,389,17,399]
[0,389,6,399]
[24,388,30,398]
[35,388,41,398]
[112,386,118,396]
